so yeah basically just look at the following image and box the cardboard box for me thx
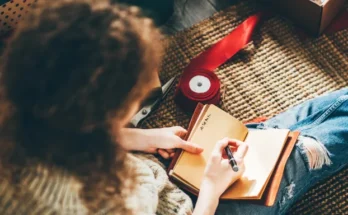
[266,0,346,36]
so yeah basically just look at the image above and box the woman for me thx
[1,0,347,215]
[0,0,246,214]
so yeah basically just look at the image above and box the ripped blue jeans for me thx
[214,88,348,215]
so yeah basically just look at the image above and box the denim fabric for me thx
[214,88,348,215]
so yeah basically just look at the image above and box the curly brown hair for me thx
[0,0,162,213]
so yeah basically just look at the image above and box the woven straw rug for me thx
[141,1,348,214]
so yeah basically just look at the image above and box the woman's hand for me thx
[193,138,248,215]
[202,138,248,198]
[142,126,204,158]
[118,126,203,158]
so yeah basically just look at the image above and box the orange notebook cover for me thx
[168,103,299,206]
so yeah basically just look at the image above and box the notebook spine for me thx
[167,103,204,174]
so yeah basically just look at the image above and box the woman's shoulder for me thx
[0,162,88,215]
[0,156,162,215]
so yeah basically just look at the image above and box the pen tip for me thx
[233,166,239,172]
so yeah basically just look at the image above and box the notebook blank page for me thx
[221,129,289,199]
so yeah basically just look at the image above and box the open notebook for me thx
[168,104,299,206]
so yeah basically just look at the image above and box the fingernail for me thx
[196,145,204,152]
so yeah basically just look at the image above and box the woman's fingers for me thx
[212,138,249,162]
[158,149,170,159]
[170,126,187,138]
[165,149,175,154]
[176,139,204,154]
[210,138,229,162]
[164,149,176,158]
[233,140,249,161]
[212,138,241,156]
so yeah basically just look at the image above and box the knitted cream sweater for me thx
[0,153,193,215]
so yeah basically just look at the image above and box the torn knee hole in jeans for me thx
[297,136,332,170]
[280,182,296,206]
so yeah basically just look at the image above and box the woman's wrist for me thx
[119,128,155,152]
[200,178,222,199]
[193,180,220,215]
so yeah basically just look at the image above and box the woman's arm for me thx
[118,127,203,158]
[193,181,220,215]
[193,138,249,215]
